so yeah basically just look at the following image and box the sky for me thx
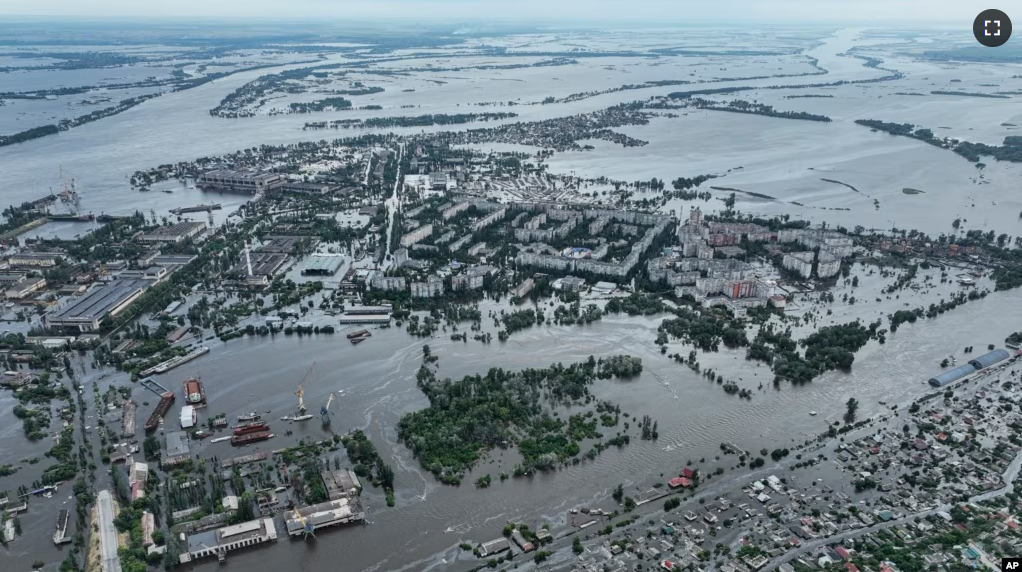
[0,0,975,24]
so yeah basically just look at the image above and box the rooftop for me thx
[48,279,151,323]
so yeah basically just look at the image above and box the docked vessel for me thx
[346,329,371,340]
[232,431,272,446]
[144,392,175,432]
[48,213,95,222]
[192,430,213,440]
[183,377,206,407]
[233,422,269,436]
[170,203,221,215]
[281,414,314,422]
[350,337,367,345]
[140,346,209,377]
[237,412,261,422]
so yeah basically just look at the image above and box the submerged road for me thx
[97,490,122,572]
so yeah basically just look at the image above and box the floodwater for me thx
[2,27,1021,572]
[4,268,1022,571]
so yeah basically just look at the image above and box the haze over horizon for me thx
[0,0,973,25]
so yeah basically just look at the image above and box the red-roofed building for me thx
[661,560,676,570]
[845,564,859,572]
[668,477,692,489]
[834,547,851,560]
[680,468,695,478]
[935,433,948,442]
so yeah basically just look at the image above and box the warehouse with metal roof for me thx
[968,349,1011,370]
[46,279,152,332]
[928,364,978,388]
[301,254,344,276]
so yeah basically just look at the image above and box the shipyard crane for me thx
[296,362,316,414]
[321,392,335,426]
[293,507,315,539]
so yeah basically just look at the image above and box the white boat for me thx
[809,411,818,416]
[281,414,314,422]
[210,436,231,443]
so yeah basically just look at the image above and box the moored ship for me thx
[233,422,269,436]
[237,412,261,422]
[231,431,271,446]
[144,392,175,432]
[346,329,371,339]
[183,377,206,407]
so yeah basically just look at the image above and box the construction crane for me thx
[321,392,335,426]
[296,362,315,414]
[293,507,315,539]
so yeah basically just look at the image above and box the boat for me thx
[232,431,272,446]
[140,346,210,377]
[281,414,314,422]
[192,430,213,439]
[210,436,231,444]
[351,337,367,345]
[237,412,261,422]
[346,329,371,340]
[170,203,221,215]
[809,411,818,416]
[234,422,269,436]
[144,392,175,432]
[162,189,174,194]
[183,377,206,407]
[48,213,95,222]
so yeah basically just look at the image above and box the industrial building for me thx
[284,497,365,536]
[180,405,196,429]
[278,182,334,195]
[8,252,63,268]
[179,518,278,563]
[969,348,1011,369]
[197,169,284,194]
[46,279,152,332]
[136,222,206,245]
[321,469,361,500]
[928,349,1013,387]
[301,255,344,276]
[230,252,288,278]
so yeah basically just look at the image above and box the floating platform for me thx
[140,346,209,377]
[144,392,175,432]
[139,376,170,397]
[53,509,71,545]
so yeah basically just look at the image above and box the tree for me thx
[612,483,624,503]
[572,536,583,555]
[845,398,859,423]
